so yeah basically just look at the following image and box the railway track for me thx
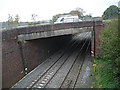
[12,32,92,89]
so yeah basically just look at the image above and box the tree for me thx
[69,10,81,18]
[31,14,38,22]
[75,8,85,16]
[7,14,14,24]
[7,14,20,24]
[14,14,19,24]
[69,8,85,19]
[102,5,119,20]
[52,14,61,22]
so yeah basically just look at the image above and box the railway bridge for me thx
[2,21,104,88]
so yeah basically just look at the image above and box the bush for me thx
[100,20,119,60]
[93,20,120,88]
[93,59,120,88]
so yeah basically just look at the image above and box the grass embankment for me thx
[93,20,120,88]
[102,20,111,24]
[18,22,50,28]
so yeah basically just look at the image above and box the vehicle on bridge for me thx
[54,15,82,24]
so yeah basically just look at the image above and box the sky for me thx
[0,0,119,22]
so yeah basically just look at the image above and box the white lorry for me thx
[54,15,82,24]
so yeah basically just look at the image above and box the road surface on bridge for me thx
[12,32,93,89]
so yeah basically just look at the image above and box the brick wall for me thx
[2,29,72,88]
[91,22,104,59]
[2,32,25,88]
[94,24,104,57]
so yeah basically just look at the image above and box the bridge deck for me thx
[12,32,93,89]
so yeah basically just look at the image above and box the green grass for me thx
[3,22,51,30]
[18,22,50,28]
[93,59,120,88]
[102,20,111,24]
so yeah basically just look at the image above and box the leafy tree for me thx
[52,14,61,22]
[75,7,85,14]
[102,5,119,20]
[69,10,82,18]
[7,14,20,24]
[70,8,85,18]
[81,14,92,19]
[14,14,19,24]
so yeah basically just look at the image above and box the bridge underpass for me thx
[12,32,92,88]
[2,21,103,88]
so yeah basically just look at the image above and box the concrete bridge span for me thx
[18,27,90,41]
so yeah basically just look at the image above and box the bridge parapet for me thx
[3,21,102,42]
[2,21,102,40]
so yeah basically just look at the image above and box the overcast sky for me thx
[0,0,119,22]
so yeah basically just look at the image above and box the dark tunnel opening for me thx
[22,32,91,74]
[22,34,73,73]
